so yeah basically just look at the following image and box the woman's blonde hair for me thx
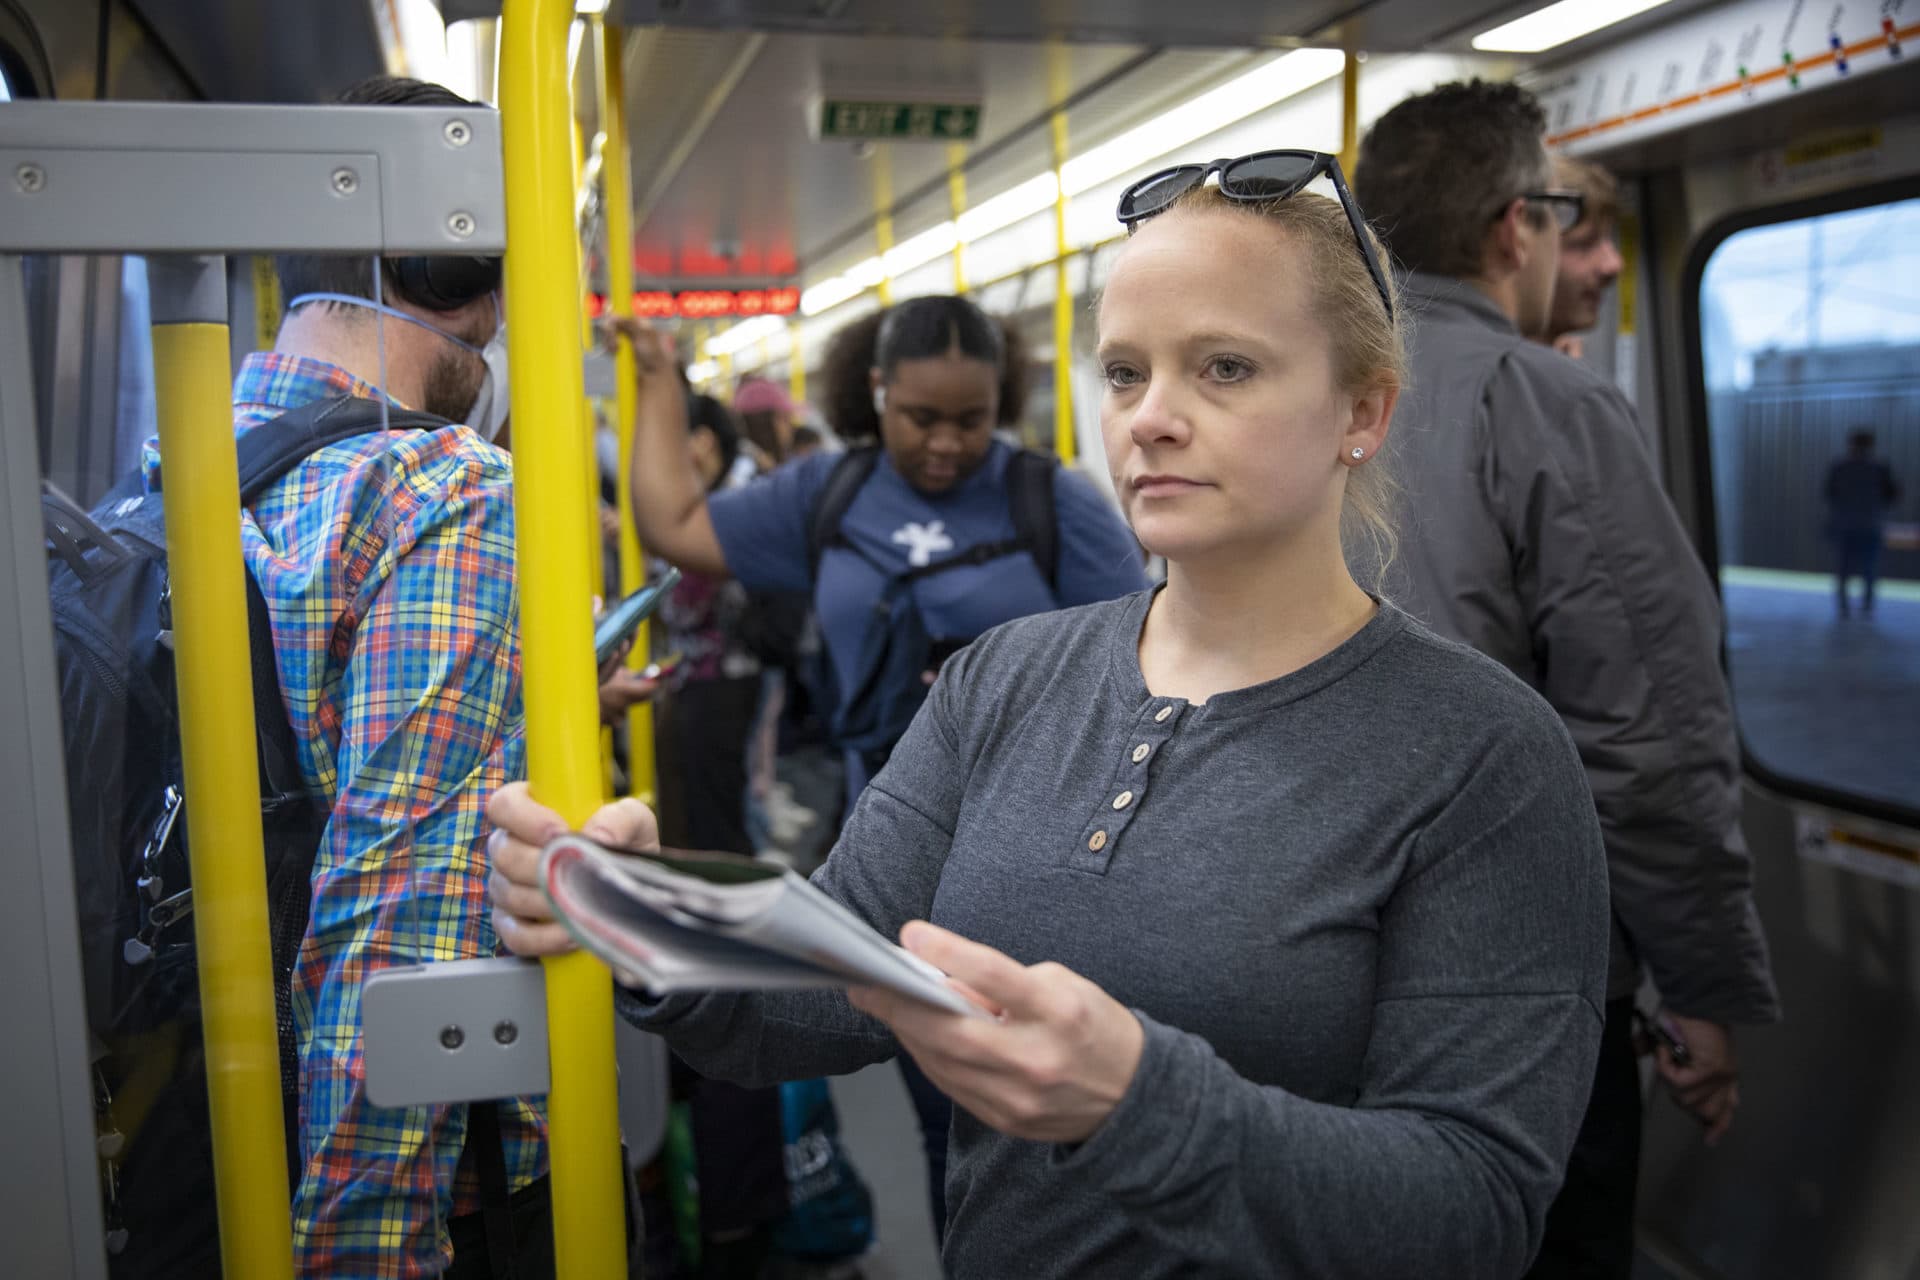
[1155,184,1407,585]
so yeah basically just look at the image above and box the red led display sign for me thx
[585,288,801,320]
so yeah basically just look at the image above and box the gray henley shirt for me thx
[622,590,1609,1278]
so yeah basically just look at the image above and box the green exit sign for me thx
[819,100,982,141]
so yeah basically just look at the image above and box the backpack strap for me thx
[1003,448,1060,591]
[229,394,452,1172]
[805,446,884,579]
[237,395,451,504]
[469,1100,520,1279]
[894,538,1032,585]
[808,444,1060,588]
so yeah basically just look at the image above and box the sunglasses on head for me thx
[1114,149,1395,321]
[1513,188,1586,232]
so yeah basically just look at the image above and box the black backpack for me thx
[43,395,455,1276]
[801,444,1059,774]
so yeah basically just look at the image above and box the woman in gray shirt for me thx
[487,155,1610,1278]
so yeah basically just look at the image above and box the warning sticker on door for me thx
[1795,814,1920,891]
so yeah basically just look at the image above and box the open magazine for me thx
[539,834,986,1017]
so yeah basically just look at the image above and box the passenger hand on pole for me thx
[600,315,676,382]
[846,921,1145,1145]
[1653,1011,1740,1145]
[485,781,658,958]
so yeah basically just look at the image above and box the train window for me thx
[1694,190,1920,820]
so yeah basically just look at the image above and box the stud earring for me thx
[1350,446,1366,460]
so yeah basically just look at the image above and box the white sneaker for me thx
[766,788,819,832]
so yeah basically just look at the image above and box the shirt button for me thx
[1113,790,1134,810]
[1088,830,1108,852]
[1155,706,1174,723]
[1131,743,1150,764]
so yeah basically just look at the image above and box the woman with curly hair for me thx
[612,294,1146,804]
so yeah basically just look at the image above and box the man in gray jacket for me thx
[1355,80,1780,1278]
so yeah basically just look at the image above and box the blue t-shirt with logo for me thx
[709,440,1148,793]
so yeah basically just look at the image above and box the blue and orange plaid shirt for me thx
[143,352,547,1278]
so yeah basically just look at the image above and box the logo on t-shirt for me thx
[891,520,955,567]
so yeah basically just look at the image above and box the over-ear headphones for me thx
[387,255,502,312]
[872,386,887,414]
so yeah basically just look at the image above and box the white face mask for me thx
[287,290,506,440]
[464,319,510,443]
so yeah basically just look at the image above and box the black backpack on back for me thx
[43,395,449,1276]
[799,444,1060,774]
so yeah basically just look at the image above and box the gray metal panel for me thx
[614,1021,670,1166]
[122,0,387,104]
[362,958,552,1109]
[0,252,108,1278]
[606,0,1363,47]
[0,102,504,255]
[147,255,228,326]
[1638,792,1920,1279]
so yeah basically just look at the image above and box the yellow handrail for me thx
[873,143,896,306]
[599,16,657,805]
[1339,47,1360,178]
[787,320,806,406]
[1048,46,1076,463]
[150,259,293,1280]
[947,142,970,295]
[499,5,628,1276]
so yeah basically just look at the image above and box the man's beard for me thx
[422,344,486,423]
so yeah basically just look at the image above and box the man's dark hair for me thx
[1354,79,1553,279]
[276,77,494,315]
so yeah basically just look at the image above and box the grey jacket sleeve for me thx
[618,653,974,1084]
[1493,374,1779,1024]
[1052,715,1611,1278]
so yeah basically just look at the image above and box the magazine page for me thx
[542,841,847,992]
[542,836,986,1017]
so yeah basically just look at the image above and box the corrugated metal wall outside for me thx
[1711,377,1920,580]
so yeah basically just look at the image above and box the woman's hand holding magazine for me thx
[486,783,1146,1142]
[538,835,985,1018]
[484,782,980,1016]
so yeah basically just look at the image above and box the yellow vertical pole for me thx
[1339,45,1360,178]
[499,5,628,1278]
[872,143,896,306]
[947,143,970,295]
[600,17,656,804]
[1048,45,1076,462]
[573,27,615,796]
[149,255,293,1280]
[788,321,806,407]
[250,256,282,350]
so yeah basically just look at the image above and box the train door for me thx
[1526,5,1920,1274]
[1537,39,1920,1280]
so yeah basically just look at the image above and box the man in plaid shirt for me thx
[143,78,559,1278]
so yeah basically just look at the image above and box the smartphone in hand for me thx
[593,566,682,667]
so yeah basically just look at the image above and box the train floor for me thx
[770,743,946,1278]
[829,1063,946,1279]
